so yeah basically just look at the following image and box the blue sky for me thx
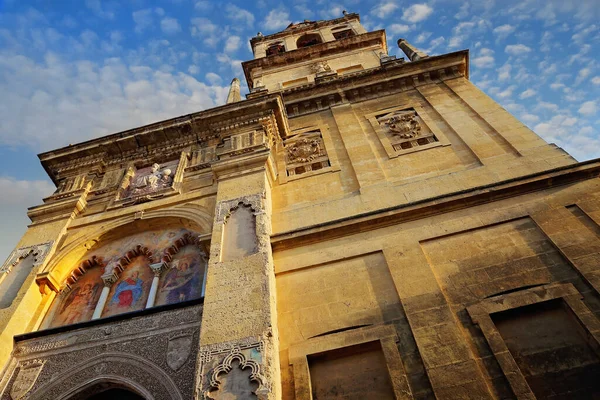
[0,0,599,263]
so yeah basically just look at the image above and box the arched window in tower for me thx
[296,33,322,48]
[266,42,285,56]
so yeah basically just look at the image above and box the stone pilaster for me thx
[195,151,280,400]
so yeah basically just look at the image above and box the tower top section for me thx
[243,12,387,93]
[249,12,365,58]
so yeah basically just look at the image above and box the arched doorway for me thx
[63,381,149,400]
[86,388,145,400]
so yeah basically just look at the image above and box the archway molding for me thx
[37,204,213,292]
[28,352,183,400]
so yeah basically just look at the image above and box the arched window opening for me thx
[296,33,322,48]
[266,43,285,56]
[332,29,355,40]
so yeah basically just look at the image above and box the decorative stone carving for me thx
[283,130,330,176]
[117,158,181,204]
[1,242,53,273]
[377,109,438,151]
[1,242,54,308]
[206,350,268,399]
[130,163,174,195]
[286,138,321,163]
[385,111,422,139]
[167,333,194,371]
[198,336,271,400]
[4,304,202,400]
[311,61,332,75]
[10,359,45,400]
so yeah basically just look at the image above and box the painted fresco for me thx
[49,266,103,328]
[156,245,206,306]
[102,256,153,318]
[47,226,205,328]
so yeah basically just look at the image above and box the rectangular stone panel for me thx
[492,299,600,399]
[308,341,395,400]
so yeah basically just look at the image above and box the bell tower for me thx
[243,13,385,93]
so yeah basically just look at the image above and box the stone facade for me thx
[1,12,600,400]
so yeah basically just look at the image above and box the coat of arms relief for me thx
[283,130,330,176]
[377,109,437,151]
[10,359,45,400]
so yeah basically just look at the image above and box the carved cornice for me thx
[250,13,360,45]
[281,51,469,119]
[38,96,289,185]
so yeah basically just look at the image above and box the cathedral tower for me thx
[1,12,600,400]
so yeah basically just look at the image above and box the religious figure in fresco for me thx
[161,258,201,303]
[58,282,101,325]
[111,271,144,308]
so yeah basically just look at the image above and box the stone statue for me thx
[311,61,332,74]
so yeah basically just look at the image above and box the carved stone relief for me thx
[376,109,437,151]
[2,304,202,400]
[115,158,182,205]
[167,333,194,372]
[9,359,45,400]
[310,61,332,75]
[0,242,53,309]
[198,336,271,400]
[283,130,330,176]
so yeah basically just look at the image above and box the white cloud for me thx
[415,32,432,44]
[188,65,199,75]
[372,2,399,19]
[388,24,411,35]
[132,9,153,34]
[472,48,495,68]
[505,44,532,56]
[160,17,181,34]
[190,18,220,47]
[579,101,597,116]
[550,82,566,90]
[493,24,515,40]
[0,51,229,150]
[225,4,255,28]
[224,36,241,53]
[205,72,222,85]
[592,76,600,85]
[521,113,539,124]
[402,4,433,23]
[519,89,536,99]
[497,63,511,81]
[194,1,212,11]
[575,67,592,85]
[262,10,290,32]
[85,0,114,20]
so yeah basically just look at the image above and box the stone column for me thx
[195,152,280,399]
[92,270,118,320]
[145,262,167,309]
